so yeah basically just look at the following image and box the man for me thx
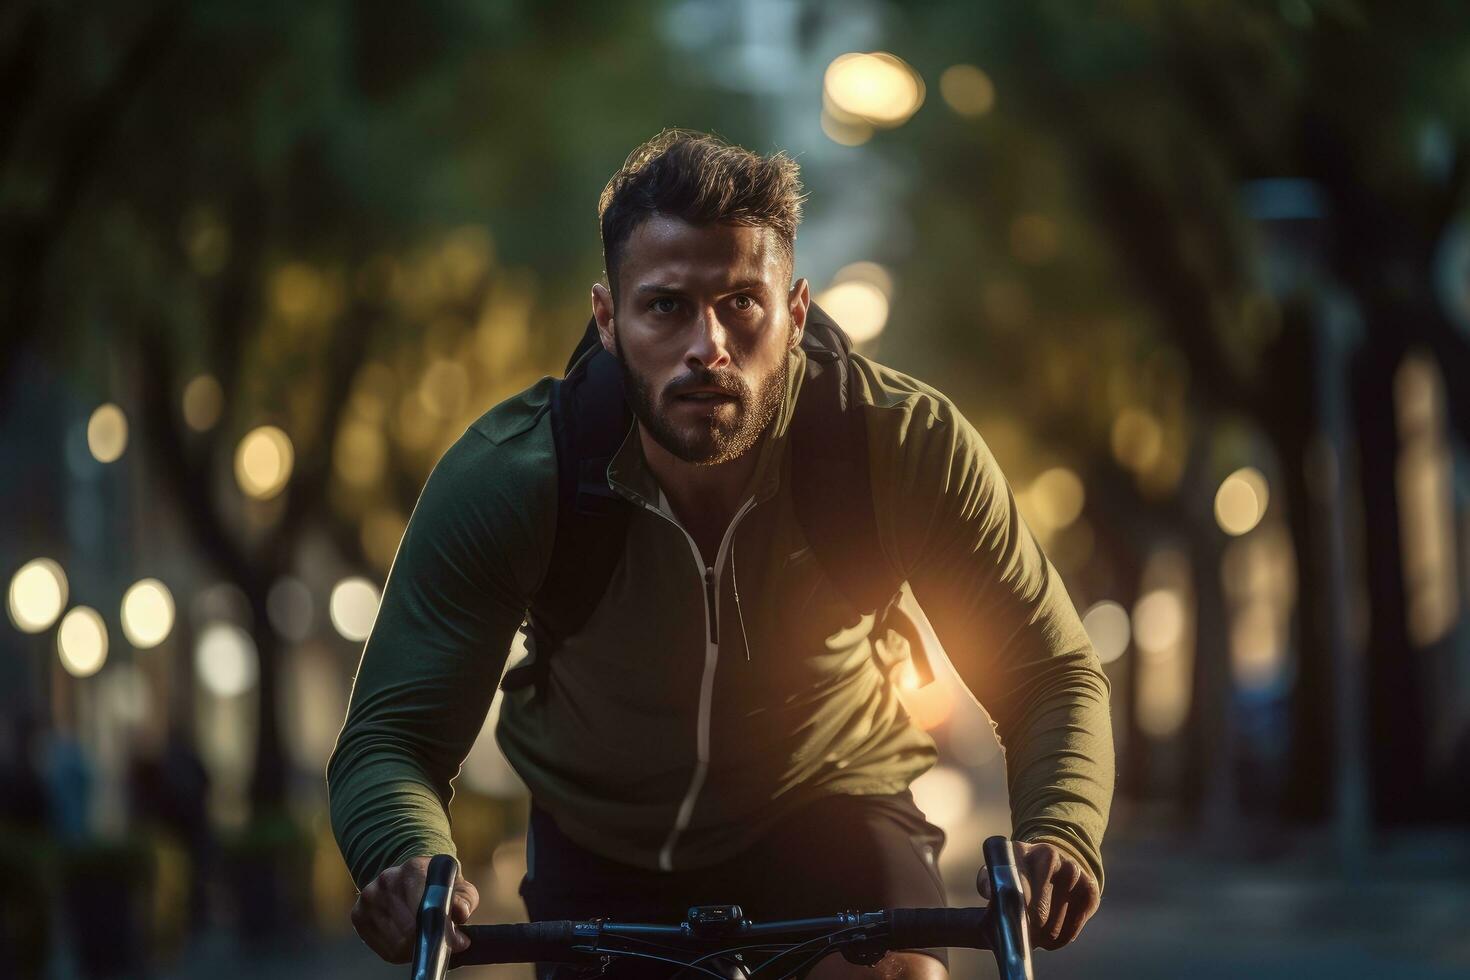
[328,130,1114,978]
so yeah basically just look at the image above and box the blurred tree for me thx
[886,0,1470,836]
[1,0,769,824]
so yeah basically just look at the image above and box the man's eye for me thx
[732,295,756,312]
[650,298,679,314]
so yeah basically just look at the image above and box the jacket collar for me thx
[606,346,808,510]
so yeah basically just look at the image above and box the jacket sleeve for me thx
[868,379,1115,892]
[326,419,553,889]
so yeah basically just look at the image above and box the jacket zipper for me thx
[703,568,719,643]
[637,494,758,871]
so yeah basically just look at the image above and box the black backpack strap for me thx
[502,317,632,694]
[506,307,933,695]
[791,303,933,685]
[790,302,899,614]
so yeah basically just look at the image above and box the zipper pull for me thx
[703,566,719,643]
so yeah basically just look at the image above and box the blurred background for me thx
[4,1,1470,977]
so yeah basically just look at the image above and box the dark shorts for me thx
[520,790,948,978]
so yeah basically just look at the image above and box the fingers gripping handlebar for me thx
[411,835,1036,979]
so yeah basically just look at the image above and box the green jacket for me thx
[327,347,1114,892]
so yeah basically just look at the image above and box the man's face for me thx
[592,216,808,466]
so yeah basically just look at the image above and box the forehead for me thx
[619,215,784,292]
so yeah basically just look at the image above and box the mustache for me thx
[664,368,746,399]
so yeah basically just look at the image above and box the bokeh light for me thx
[1111,407,1164,472]
[1394,350,1458,646]
[182,374,224,431]
[1230,599,1283,690]
[120,578,175,649]
[102,662,153,726]
[235,425,295,500]
[330,577,380,642]
[8,558,68,633]
[947,699,1001,768]
[1082,600,1131,664]
[1133,589,1186,658]
[820,110,873,146]
[823,52,925,127]
[939,64,996,117]
[1214,466,1270,536]
[57,606,108,677]
[271,261,326,322]
[1135,550,1195,739]
[896,670,955,730]
[1027,467,1086,531]
[909,764,973,828]
[87,403,128,463]
[192,581,252,631]
[196,622,259,698]
[283,643,348,769]
[832,260,894,297]
[814,280,889,343]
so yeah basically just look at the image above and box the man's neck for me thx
[639,425,764,561]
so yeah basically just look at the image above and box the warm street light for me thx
[87,404,128,463]
[8,558,68,633]
[235,425,295,500]
[815,280,888,343]
[1082,600,1130,664]
[824,52,925,127]
[183,374,224,431]
[1215,467,1269,536]
[196,622,258,697]
[121,578,175,649]
[330,577,380,642]
[57,606,108,677]
[939,64,996,117]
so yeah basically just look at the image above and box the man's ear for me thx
[591,282,617,356]
[787,277,810,349]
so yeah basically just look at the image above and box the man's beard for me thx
[616,333,788,466]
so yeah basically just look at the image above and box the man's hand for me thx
[351,855,480,964]
[978,840,1099,951]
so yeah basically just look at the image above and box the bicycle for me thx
[409,835,1034,979]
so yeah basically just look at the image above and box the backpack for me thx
[499,302,933,696]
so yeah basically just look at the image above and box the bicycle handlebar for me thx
[445,908,992,967]
[411,835,1035,979]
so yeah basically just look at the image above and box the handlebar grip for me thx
[410,854,460,980]
[887,907,990,950]
[449,921,586,967]
[981,837,1034,980]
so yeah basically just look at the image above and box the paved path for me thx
[134,823,1470,979]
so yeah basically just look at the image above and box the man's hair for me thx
[598,129,805,298]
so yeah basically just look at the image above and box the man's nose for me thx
[685,308,731,370]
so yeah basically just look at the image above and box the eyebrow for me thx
[633,279,767,295]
